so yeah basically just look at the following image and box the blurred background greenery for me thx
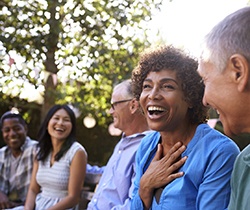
[0,0,249,166]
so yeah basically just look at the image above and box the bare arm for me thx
[24,159,41,210]
[47,149,87,210]
[139,142,187,209]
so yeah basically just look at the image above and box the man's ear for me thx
[229,54,249,92]
[130,99,139,114]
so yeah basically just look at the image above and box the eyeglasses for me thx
[111,99,133,110]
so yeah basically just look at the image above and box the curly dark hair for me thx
[131,45,208,124]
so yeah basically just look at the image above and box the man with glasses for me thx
[87,79,150,210]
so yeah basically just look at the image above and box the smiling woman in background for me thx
[23,104,87,210]
[130,45,240,210]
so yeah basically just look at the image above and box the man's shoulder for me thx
[22,138,38,153]
[0,145,7,151]
[26,137,38,145]
[0,145,8,156]
[236,144,250,163]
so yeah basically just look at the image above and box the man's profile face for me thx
[1,117,27,153]
[198,58,241,137]
[109,84,132,132]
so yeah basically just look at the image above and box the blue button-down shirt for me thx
[131,124,240,210]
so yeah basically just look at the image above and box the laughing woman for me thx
[130,46,239,210]
[24,104,87,210]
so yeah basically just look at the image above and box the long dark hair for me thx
[36,104,77,162]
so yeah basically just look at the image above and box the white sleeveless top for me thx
[35,142,86,210]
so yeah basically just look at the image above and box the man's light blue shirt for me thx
[87,131,152,210]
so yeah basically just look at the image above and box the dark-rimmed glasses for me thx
[111,99,133,110]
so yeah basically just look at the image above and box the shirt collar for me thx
[243,150,250,166]
[20,137,30,151]
[122,130,152,139]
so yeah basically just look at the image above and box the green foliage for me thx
[0,0,162,124]
[0,0,163,163]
